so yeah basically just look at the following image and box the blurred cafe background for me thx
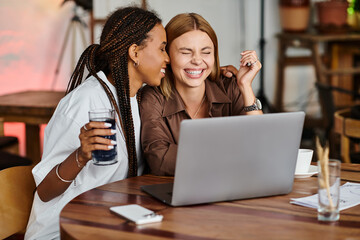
[0,0,360,165]
[1,0,360,239]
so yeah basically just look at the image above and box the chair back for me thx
[0,166,35,239]
[334,108,360,163]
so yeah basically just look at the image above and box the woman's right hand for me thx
[37,121,116,202]
[78,122,116,165]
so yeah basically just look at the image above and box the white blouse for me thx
[25,71,143,240]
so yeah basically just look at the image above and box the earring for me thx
[134,60,139,67]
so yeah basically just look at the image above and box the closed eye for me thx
[179,47,192,55]
[160,42,167,52]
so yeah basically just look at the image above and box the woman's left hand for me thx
[237,50,261,88]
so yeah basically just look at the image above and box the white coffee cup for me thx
[295,149,313,174]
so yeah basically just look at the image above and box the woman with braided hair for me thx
[25,7,169,240]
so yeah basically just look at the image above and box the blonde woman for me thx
[140,13,262,176]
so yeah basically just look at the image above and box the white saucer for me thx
[294,165,318,179]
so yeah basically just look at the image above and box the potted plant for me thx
[353,0,360,30]
[315,0,349,32]
[279,0,311,32]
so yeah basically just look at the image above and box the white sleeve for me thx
[32,113,81,186]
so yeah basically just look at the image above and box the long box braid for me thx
[66,7,161,177]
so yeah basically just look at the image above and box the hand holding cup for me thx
[78,109,117,166]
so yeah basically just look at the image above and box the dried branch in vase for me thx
[316,136,334,209]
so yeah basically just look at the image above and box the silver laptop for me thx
[141,112,305,206]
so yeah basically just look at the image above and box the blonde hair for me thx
[160,13,220,99]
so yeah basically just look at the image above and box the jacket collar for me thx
[162,78,231,117]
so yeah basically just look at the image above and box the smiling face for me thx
[136,24,170,87]
[169,30,215,91]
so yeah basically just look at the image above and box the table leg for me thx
[25,124,41,165]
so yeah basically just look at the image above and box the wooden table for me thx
[60,163,360,239]
[0,90,64,164]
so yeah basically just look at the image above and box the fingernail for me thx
[111,140,116,145]
[108,145,114,149]
[104,123,112,127]
[111,129,116,134]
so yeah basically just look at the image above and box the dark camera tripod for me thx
[256,0,274,113]
[51,6,88,89]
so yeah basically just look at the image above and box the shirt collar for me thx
[95,71,137,99]
[205,78,232,104]
[96,71,116,95]
[162,87,186,117]
[162,78,232,117]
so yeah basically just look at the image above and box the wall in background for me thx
[0,0,89,155]
[0,0,319,156]
[93,0,319,116]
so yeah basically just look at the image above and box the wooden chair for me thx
[304,82,360,158]
[334,108,360,163]
[0,151,32,171]
[0,117,19,155]
[0,117,31,170]
[0,165,35,239]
